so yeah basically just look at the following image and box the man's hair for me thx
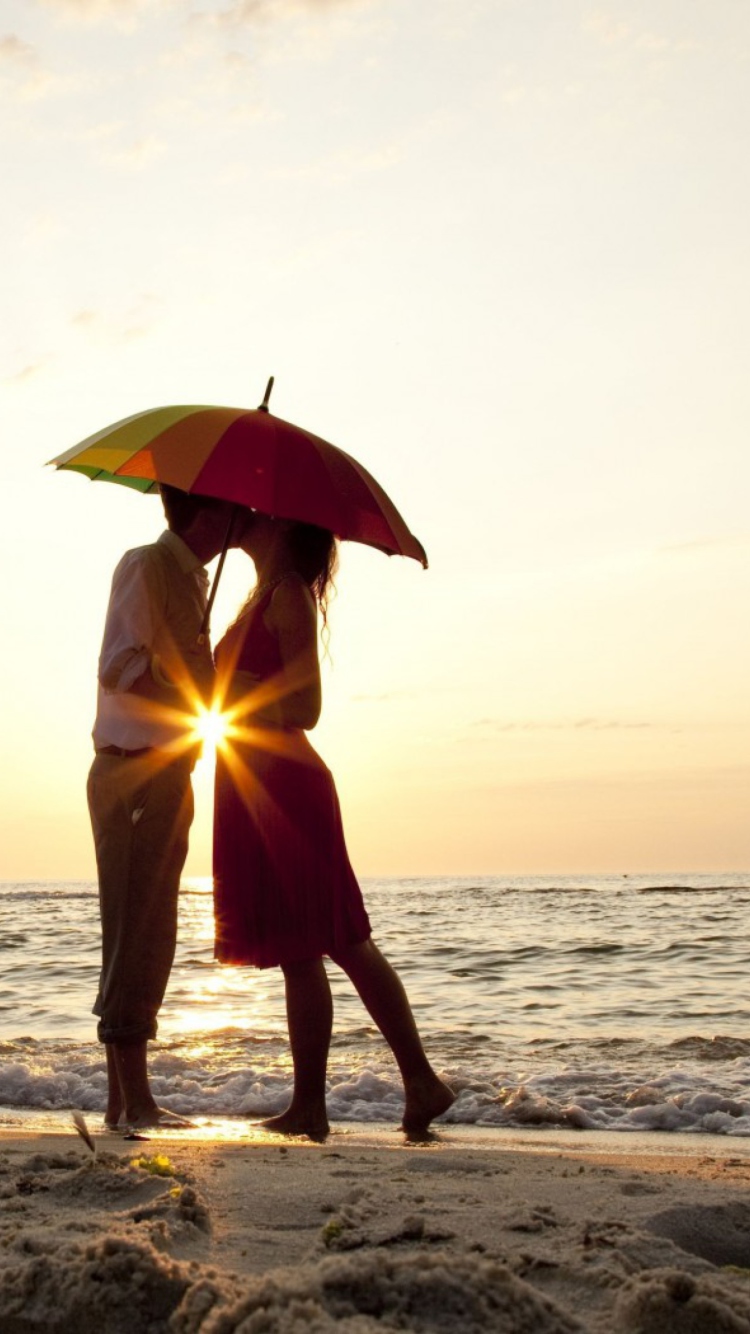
[160,484,225,534]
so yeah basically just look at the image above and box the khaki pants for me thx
[88,751,195,1044]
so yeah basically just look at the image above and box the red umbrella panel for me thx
[49,404,427,568]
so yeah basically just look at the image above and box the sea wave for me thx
[2,1036,750,1137]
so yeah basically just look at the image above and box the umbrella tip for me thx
[258,376,275,413]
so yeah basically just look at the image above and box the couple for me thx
[88,485,454,1140]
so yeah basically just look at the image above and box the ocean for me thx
[1,874,749,1138]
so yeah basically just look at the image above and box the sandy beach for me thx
[1,1121,750,1331]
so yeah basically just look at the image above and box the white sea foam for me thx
[2,1040,750,1137]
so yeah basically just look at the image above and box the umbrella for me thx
[49,379,427,638]
[49,379,427,566]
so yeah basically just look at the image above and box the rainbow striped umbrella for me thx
[48,389,427,568]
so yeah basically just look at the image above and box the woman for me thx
[213,510,454,1139]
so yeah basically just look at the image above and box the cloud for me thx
[634,32,671,53]
[0,32,72,101]
[0,32,47,97]
[273,140,404,182]
[658,535,750,558]
[105,135,167,167]
[582,13,632,46]
[195,0,267,23]
[582,11,676,57]
[351,682,457,703]
[69,296,161,345]
[352,689,422,703]
[3,361,50,386]
[474,718,657,733]
[0,35,36,66]
[77,119,168,167]
[35,0,368,33]
[70,309,97,330]
[198,0,367,27]
[35,0,162,18]
[182,0,375,60]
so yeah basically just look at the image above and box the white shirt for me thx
[92,530,214,751]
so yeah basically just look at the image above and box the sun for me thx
[191,704,229,758]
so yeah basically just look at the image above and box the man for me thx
[88,484,233,1130]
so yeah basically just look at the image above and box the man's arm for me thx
[98,550,170,698]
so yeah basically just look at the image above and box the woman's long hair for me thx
[235,519,339,640]
[287,522,338,635]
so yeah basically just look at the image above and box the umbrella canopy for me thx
[49,402,427,568]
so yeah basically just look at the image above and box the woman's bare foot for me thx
[260,1107,330,1141]
[402,1075,456,1136]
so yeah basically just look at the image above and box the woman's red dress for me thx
[212,586,371,968]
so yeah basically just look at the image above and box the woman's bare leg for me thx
[262,957,332,1139]
[332,938,455,1134]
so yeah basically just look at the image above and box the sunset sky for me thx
[2,0,749,879]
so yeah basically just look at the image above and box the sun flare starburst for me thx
[191,704,229,757]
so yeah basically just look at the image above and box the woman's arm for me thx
[256,579,322,729]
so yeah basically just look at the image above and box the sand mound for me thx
[0,1241,584,1334]
[180,1249,587,1333]
[613,1267,750,1333]
[0,1234,194,1334]
[646,1202,750,1269]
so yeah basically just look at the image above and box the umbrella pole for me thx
[198,506,239,644]
[196,372,274,644]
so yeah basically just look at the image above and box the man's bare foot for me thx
[104,1099,124,1130]
[124,1107,196,1131]
[260,1108,330,1142]
[401,1076,456,1136]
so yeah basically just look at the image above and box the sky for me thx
[2,0,749,879]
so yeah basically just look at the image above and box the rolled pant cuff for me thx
[97,1019,158,1045]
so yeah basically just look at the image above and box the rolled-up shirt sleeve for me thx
[98,550,164,693]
